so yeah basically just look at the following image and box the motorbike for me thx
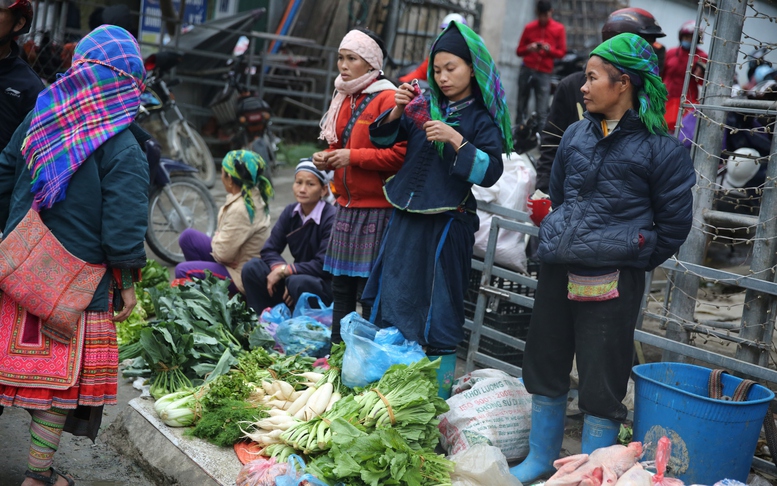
[143,137,218,265]
[138,50,217,188]
[551,51,586,94]
[208,38,280,181]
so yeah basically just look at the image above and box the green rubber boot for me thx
[427,353,457,399]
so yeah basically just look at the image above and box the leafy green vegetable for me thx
[188,399,266,447]
[305,418,453,486]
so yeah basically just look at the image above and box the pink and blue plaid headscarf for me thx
[21,25,146,209]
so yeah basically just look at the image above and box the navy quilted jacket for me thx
[537,110,696,271]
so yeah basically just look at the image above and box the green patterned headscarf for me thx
[590,33,668,135]
[221,150,273,222]
[428,21,513,155]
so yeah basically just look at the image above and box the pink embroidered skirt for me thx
[0,294,118,410]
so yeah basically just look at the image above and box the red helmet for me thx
[601,8,665,42]
[679,20,703,43]
[0,0,33,35]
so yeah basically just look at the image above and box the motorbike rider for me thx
[533,7,665,194]
[397,13,467,84]
[0,0,43,152]
[663,20,708,131]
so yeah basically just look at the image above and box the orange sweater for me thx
[329,88,407,208]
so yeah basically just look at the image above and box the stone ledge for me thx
[103,397,242,486]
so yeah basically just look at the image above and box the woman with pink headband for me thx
[313,28,406,345]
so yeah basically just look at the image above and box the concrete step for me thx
[103,398,242,486]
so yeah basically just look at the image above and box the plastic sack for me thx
[651,436,684,486]
[235,457,289,486]
[471,152,535,273]
[275,316,331,358]
[439,369,532,460]
[340,312,427,388]
[449,444,522,486]
[292,292,333,328]
[260,303,291,328]
[275,455,328,486]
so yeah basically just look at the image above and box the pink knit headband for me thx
[339,30,383,71]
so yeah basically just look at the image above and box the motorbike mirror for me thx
[233,35,250,57]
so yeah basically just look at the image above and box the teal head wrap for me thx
[221,150,274,222]
[590,33,669,135]
[427,21,513,156]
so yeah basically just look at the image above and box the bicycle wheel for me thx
[146,176,219,265]
[168,119,217,188]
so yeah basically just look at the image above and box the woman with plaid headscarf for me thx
[363,21,511,399]
[511,33,696,483]
[0,25,148,485]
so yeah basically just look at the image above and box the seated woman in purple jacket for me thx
[242,161,336,313]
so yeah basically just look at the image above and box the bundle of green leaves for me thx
[123,274,275,399]
[305,418,453,486]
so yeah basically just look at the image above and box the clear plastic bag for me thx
[274,455,329,486]
[340,312,427,388]
[275,316,331,357]
[292,292,333,328]
[235,457,288,486]
[449,444,523,486]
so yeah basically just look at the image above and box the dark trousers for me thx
[516,65,551,130]
[330,275,371,344]
[522,262,646,422]
[241,258,332,314]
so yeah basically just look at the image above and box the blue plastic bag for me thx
[275,455,328,486]
[274,316,331,358]
[292,292,333,328]
[260,303,291,325]
[340,312,427,388]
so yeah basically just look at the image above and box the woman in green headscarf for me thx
[175,150,273,294]
[511,33,697,483]
[362,21,511,398]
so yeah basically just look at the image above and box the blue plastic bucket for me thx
[633,362,774,485]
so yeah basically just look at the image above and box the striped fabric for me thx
[28,408,68,472]
[20,25,145,210]
[324,206,392,277]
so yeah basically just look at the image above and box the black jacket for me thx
[536,71,585,193]
[0,42,44,152]
[538,110,696,271]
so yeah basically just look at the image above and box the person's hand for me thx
[312,151,331,171]
[528,42,539,52]
[395,83,418,110]
[283,287,294,308]
[385,82,419,123]
[326,149,351,169]
[113,287,137,322]
[423,121,464,148]
[266,265,286,297]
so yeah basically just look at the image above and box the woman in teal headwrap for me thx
[362,21,510,398]
[510,33,697,483]
[175,150,273,294]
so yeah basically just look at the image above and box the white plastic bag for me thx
[449,444,523,486]
[471,152,536,273]
[438,369,532,460]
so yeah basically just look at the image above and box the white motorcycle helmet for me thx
[723,147,761,189]
[440,13,467,30]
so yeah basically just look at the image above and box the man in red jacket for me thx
[515,0,566,129]
[663,20,708,132]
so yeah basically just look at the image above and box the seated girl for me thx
[174,150,272,293]
[242,161,336,313]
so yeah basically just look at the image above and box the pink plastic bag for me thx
[652,436,684,486]
[235,457,289,486]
